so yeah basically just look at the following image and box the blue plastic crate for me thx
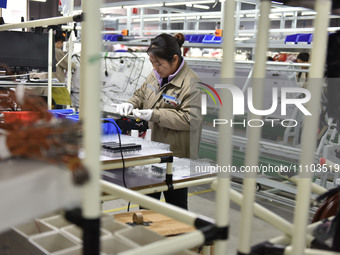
[285,34,301,44]
[102,118,121,135]
[189,34,205,43]
[185,34,193,41]
[202,35,222,44]
[64,115,121,135]
[49,109,74,118]
[296,33,313,44]
[109,34,123,41]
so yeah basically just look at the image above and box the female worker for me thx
[116,33,203,209]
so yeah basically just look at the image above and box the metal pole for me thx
[230,189,293,235]
[213,0,236,254]
[101,180,209,227]
[0,15,80,31]
[119,231,205,255]
[291,0,331,254]
[67,30,74,99]
[67,0,74,100]
[238,1,271,254]
[100,177,216,201]
[80,0,102,253]
[47,29,53,110]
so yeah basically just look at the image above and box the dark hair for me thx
[55,32,66,43]
[147,33,185,63]
[297,52,310,62]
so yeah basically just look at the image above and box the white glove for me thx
[116,103,134,116]
[133,109,153,121]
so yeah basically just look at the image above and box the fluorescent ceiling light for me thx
[101,6,123,12]
[271,1,284,4]
[193,4,210,9]
[245,14,256,18]
[235,37,250,41]
[165,1,215,6]
[30,0,47,2]
[201,15,220,19]
[301,11,317,16]
[284,12,294,17]
[128,3,163,8]
[269,13,282,18]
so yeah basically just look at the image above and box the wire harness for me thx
[0,88,89,185]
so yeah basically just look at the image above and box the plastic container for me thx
[13,220,55,239]
[48,109,74,119]
[296,33,313,44]
[41,215,73,229]
[284,33,301,44]
[101,236,136,254]
[102,220,131,234]
[102,118,121,135]
[188,34,205,43]
[202,35,222,44]
[61,225,111,243]
[3,111,40,124]
[115,226,164,247]
[30,231,79,254]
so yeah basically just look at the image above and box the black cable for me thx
[103,119,127,189]
[104,56,108,77]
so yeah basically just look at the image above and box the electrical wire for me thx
[103,119,132,212]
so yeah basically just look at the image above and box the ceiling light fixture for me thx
[193,4,210,9]
[271,1,284,4]
[165,1,215,6]
[128,3,163,8]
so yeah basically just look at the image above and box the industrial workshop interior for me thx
[1,0,340,254]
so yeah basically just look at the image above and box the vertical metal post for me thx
[292,11,297,29]
[140,7,144,37]
[127,7,131,32]
[67,0,74,98]
[79,0,102,254]
[47,28,53,110]
[235,0,241,38]
[291,0,331,254]
[237,1,271,254]
[213,0,236,254]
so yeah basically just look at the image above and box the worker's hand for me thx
[133,109,153,121]
[116,103,134,116]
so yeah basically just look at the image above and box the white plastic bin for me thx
[30,231,79,254]
[115,226,164,247]
[101,236,136,254]
[61,225,111,243]
[102,220,131,234]
[13,219,55,238]
[41,215,72,229]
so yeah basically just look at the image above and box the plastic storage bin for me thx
[101,236,137,254]
[61,225,111,243]
[30,231,79,254]
[188,34,205,43]
[296,33,313,44]
[13,220,55,239]
[102,220,131,234]
[115,226,164,247]
[3,111,40,124]
[284,34,301,44]
[202,35,222,44]
[49,109,74,119]
[41,215,73,229]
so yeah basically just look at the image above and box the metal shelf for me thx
[103,39,313,51]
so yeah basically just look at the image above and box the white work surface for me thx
[0,159,81,234]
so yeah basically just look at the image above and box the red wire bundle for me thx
[0,89,89,185]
